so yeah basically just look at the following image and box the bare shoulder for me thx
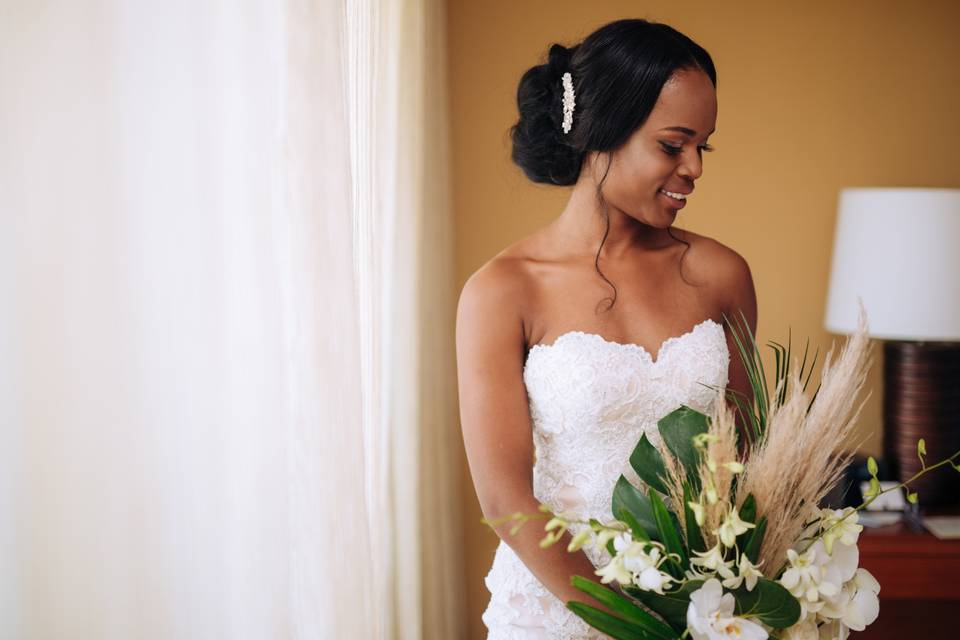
[456,247,535,356]
[457,227,546,328]
[675,228,757,322]
[457,250,532,322]
[678,228,751,280]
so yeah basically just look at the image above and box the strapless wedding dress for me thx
[481,318,731,639]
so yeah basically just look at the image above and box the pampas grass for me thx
[701,394,741,548]
[734,298,874,573]
[659,381,742,548]
[660,438,688,531]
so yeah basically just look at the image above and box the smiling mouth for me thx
[658,189,687,209]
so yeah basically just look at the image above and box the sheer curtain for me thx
[0,1,461,638]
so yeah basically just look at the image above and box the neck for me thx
[550,175,675,261]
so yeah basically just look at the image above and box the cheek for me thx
[615,155,669,197]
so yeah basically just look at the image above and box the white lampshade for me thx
[824,187,960,341]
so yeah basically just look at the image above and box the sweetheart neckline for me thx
[524,317,723,367]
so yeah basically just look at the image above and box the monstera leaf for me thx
[628,432,670,495]
[656,405,709,491]
[731,578,801,629]
[611,475,658,540]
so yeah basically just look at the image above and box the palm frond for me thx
[722,307,835,448]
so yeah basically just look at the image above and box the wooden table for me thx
[857,514,960,637]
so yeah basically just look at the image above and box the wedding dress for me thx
[481,317,731,639]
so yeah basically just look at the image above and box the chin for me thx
[654,205,679,225]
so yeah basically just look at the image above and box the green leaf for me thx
[772,341,783,403]
[625,580,704,633]
[648,489,688,575]
[731,577,801,629]
[617,510,651,545]
[629,433,670,495]
[907,491,918,504]
[722,309,768,439]
[800,341,820,394]
[566,601,653,640]
[657,405,709,490]
[571,576,678,640]
[736,494,757,550]
[867,456,878,477]
[918,439,927,457]
[612,475,659,540]
[682,483,705,553]
[738,494,757,523]
[725,389,758,446]
[743,516,767,564]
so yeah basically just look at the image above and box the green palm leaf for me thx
[570,576,678,640]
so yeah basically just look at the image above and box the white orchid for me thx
[718,506,756,548]
[817,619,850,639]
[723,460,745,473]
[817,507,863,554]
[780,615,819,640]
[780,525,877,631]
[595,554,632,586]
[595,525,621,550]
[688,499,706,526]
[612,530,634,553]
[779,547,833,615]
[598,531,675,593]
[814,538,858,589]
[615,533,660,573]
[636,565,675,594]
[566,527,593,552]
[686,578,768,640]
[719,553,763,591]
[691,542,733,573]
[818,568,880,631]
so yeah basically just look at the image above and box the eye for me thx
[660,142,716,156]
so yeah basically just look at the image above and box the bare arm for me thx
[719,250,759,436]
[456,260,615,610]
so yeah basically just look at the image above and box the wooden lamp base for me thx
[882,341,960,507]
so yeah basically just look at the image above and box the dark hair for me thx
[509,18,717,312]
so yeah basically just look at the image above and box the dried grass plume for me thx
[734,298,874,572]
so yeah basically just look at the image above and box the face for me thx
[586,68,717,227]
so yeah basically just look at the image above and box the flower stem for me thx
[780,447,960,575]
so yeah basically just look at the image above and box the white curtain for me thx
[0,1,462,638]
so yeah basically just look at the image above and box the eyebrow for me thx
[661,126,715,136]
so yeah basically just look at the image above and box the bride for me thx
[455,18,757,640]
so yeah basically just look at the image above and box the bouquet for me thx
[489,299,960,639]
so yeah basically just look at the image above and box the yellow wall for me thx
[447,1,960,636]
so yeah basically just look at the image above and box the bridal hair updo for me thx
[510,18,716,186]
[509,18,717,310]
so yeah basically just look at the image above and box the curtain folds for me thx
[0,0,462,637]
[347,0,464,636]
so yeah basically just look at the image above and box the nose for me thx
[678,147,703,181]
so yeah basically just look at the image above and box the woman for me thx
[456,18,758,639]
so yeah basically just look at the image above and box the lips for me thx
[659,189,688,209]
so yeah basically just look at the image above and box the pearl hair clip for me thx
[561,71,576,134]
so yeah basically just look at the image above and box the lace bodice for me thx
[482,318,730,639]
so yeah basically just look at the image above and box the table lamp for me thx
[825,187,960,506]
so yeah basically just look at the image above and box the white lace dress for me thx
[481,318,731,639]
